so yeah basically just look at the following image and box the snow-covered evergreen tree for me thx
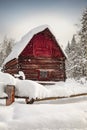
[0,37,14,66]
[65,35,77,78]
[65,8,87,79]
[79,8,87,77]
[65,35,83,79]
[65,41,71,54]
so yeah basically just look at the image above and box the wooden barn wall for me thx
[3,57,66,81]
[17,28,66,81]
[18,56,66,81]
[3,28,66,81]
[3,59,19,75]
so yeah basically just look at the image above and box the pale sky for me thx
[0,0,87,48]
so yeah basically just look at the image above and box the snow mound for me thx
[19,71,25,80]
[0,82,7,97]
[0,72,87,100]
[15,79,48,99]
[15,78,87,99]
[46,78,87,97]
[0,72,16,85]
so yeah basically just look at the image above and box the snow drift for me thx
[0,72,87,100]
[0,72,16,85]
[15,79,48,99]
[0,82,7,97]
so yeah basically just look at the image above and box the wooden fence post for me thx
[5,85,15,106]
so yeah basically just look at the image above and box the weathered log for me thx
[5,58,18,68]
[5,64,18,70]
[33,93,87,103]
[4,68,18,75]
[19,65,61,70]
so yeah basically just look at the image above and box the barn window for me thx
[40,71,47,78]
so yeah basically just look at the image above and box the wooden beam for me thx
[33,93,87,103]
[5,85,15,106]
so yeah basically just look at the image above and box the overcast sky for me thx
[0,0,87,48]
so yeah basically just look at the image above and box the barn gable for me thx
[3,25,66,82]
[20,28,65,58]
[3,25,66,65]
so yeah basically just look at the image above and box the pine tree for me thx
[79,8,87,77]
[65,41,71,54]
[65,8,87,79]
[0,51,4,65]
[0,37,14,66]
[65,35,76,78]
[65,41,71,78]
[65,35,82,79]
[5,39,14,57]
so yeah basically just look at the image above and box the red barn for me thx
[3,25,66,81]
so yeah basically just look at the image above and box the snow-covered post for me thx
[5,85,15,106]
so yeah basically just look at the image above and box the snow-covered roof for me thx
[3,24,66,65]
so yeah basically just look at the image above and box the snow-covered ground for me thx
[0,99,87,130]
[0,71,87,130]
